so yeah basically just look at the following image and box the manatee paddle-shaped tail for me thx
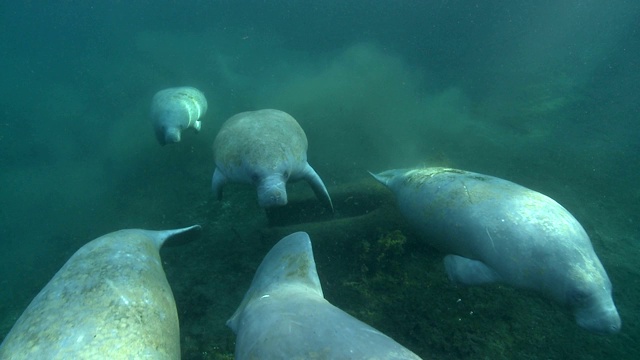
[369,169,404,187]
[0,225,202,359]
[148,224,202,248]
[227,231,422,359]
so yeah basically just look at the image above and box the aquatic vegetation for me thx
[358,229,407,279]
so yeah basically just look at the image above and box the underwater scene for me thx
[0,1,639,359]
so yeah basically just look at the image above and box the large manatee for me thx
[372,167,621,334]
[0,225,201,359]
[212,109,333,210]
[150,86,207,145]
[227,231,422,359]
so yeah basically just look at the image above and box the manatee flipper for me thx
[211,168,227,200]
[444,254,502,285]
[301,163,333,212]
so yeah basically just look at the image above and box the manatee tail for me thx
[302,164,334,212]
[145,225,202,250]
[368,169,407,187]
[226,232,322,333]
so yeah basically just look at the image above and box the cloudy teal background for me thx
[1,1,638,359]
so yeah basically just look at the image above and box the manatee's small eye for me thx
[570,289,589,304]
[251,173,260,183]
[283,171,289,179]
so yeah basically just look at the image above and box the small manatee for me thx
[150,86,207,145]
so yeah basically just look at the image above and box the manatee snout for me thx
[166,128,181,143]
[157,125,182,145]
[575,302,621,334]
[569,277,621,334]
[257,179,288,207]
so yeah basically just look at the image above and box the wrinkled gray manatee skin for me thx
[372,167,621,334]
[0,225,201,359]
[212,109,333,210]
[150,86,207,145]
[227,232,423,359]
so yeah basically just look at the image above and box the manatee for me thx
[150,86,208,145]
[212,109,333,210]
[371,167,621,334]
[0,225,202,359]
[227,231,422,359]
